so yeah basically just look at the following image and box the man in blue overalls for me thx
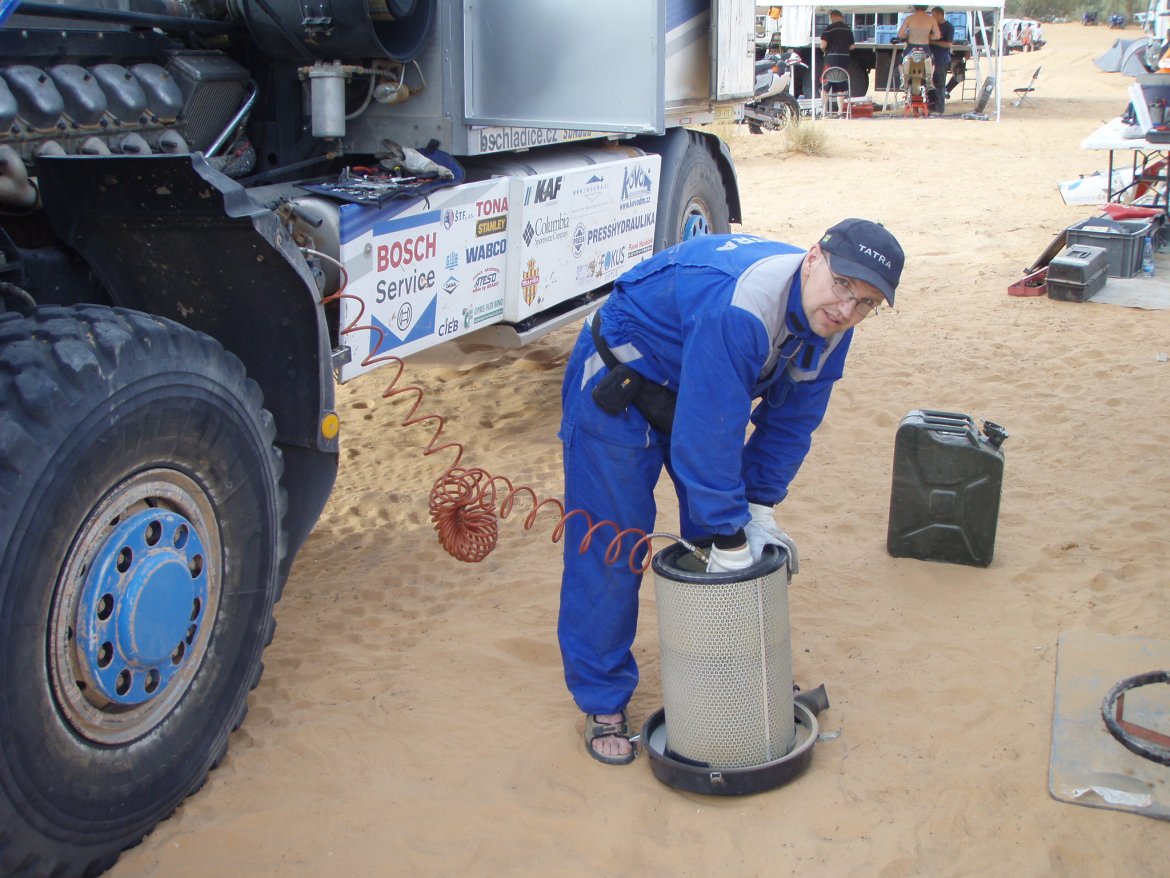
[558,219,905,764]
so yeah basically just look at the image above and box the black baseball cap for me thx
[817,218,904,305]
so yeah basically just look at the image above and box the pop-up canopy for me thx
[779,3,1006,119]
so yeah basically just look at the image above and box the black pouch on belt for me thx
[591,363,644,416]
[634,382,677,434]
[590,316,676,433]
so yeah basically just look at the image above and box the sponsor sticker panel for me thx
[337,179,510,380]
[508,155,660,322]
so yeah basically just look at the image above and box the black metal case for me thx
[1047,244,1109,302]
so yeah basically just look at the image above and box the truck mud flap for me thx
[36,153,329,443]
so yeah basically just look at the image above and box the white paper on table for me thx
[1130,82,1155,132]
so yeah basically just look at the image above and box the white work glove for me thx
[705,544,754,574]
[745,503,800,574]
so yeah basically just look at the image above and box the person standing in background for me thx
[929,6,954,114]
[820,10,856,114]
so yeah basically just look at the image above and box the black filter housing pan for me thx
[640,700,819,796]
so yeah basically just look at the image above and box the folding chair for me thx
[1013,67,1041,107]
[820,67,852,118]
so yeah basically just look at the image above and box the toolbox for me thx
[843,98,874,118]
[1046,244,1109,302]
[887,410,1008,568]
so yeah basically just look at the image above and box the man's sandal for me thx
[584,713,636,766]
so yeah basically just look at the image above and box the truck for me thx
[0,0,753,874]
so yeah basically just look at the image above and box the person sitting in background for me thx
[898,4,940,49]
[897,4,939,101]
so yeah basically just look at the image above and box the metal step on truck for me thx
[0,0,753,874]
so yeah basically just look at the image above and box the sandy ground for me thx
[112,23,1169,878]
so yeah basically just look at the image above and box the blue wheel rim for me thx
[76,509,209,705]
[681,210,711,240]
[51,469,222,744]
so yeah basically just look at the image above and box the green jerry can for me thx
[887,410,1009,567]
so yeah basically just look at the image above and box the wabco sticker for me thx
[620,165,653,210]
[521,258,540,306]
[466,239,507,263]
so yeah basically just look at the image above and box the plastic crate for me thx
[1065,217,1154,278]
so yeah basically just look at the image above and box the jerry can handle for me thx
[920,409,975,433]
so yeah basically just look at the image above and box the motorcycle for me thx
[1108,13,1125,28]
[742,50,803,132]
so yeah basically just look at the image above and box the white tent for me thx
[780,3,1006,119]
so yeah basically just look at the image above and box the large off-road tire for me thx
[0,306,286,878]
[654,131,732,250]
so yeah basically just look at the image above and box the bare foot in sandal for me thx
[585,712,634,764]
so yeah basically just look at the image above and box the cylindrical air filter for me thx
[652,543,794,768]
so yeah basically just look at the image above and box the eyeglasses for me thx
[823,254,883,317]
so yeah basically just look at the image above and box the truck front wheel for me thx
[0,306,286,878]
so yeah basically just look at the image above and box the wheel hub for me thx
[76,509,208,705]
[681,210,711,240]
